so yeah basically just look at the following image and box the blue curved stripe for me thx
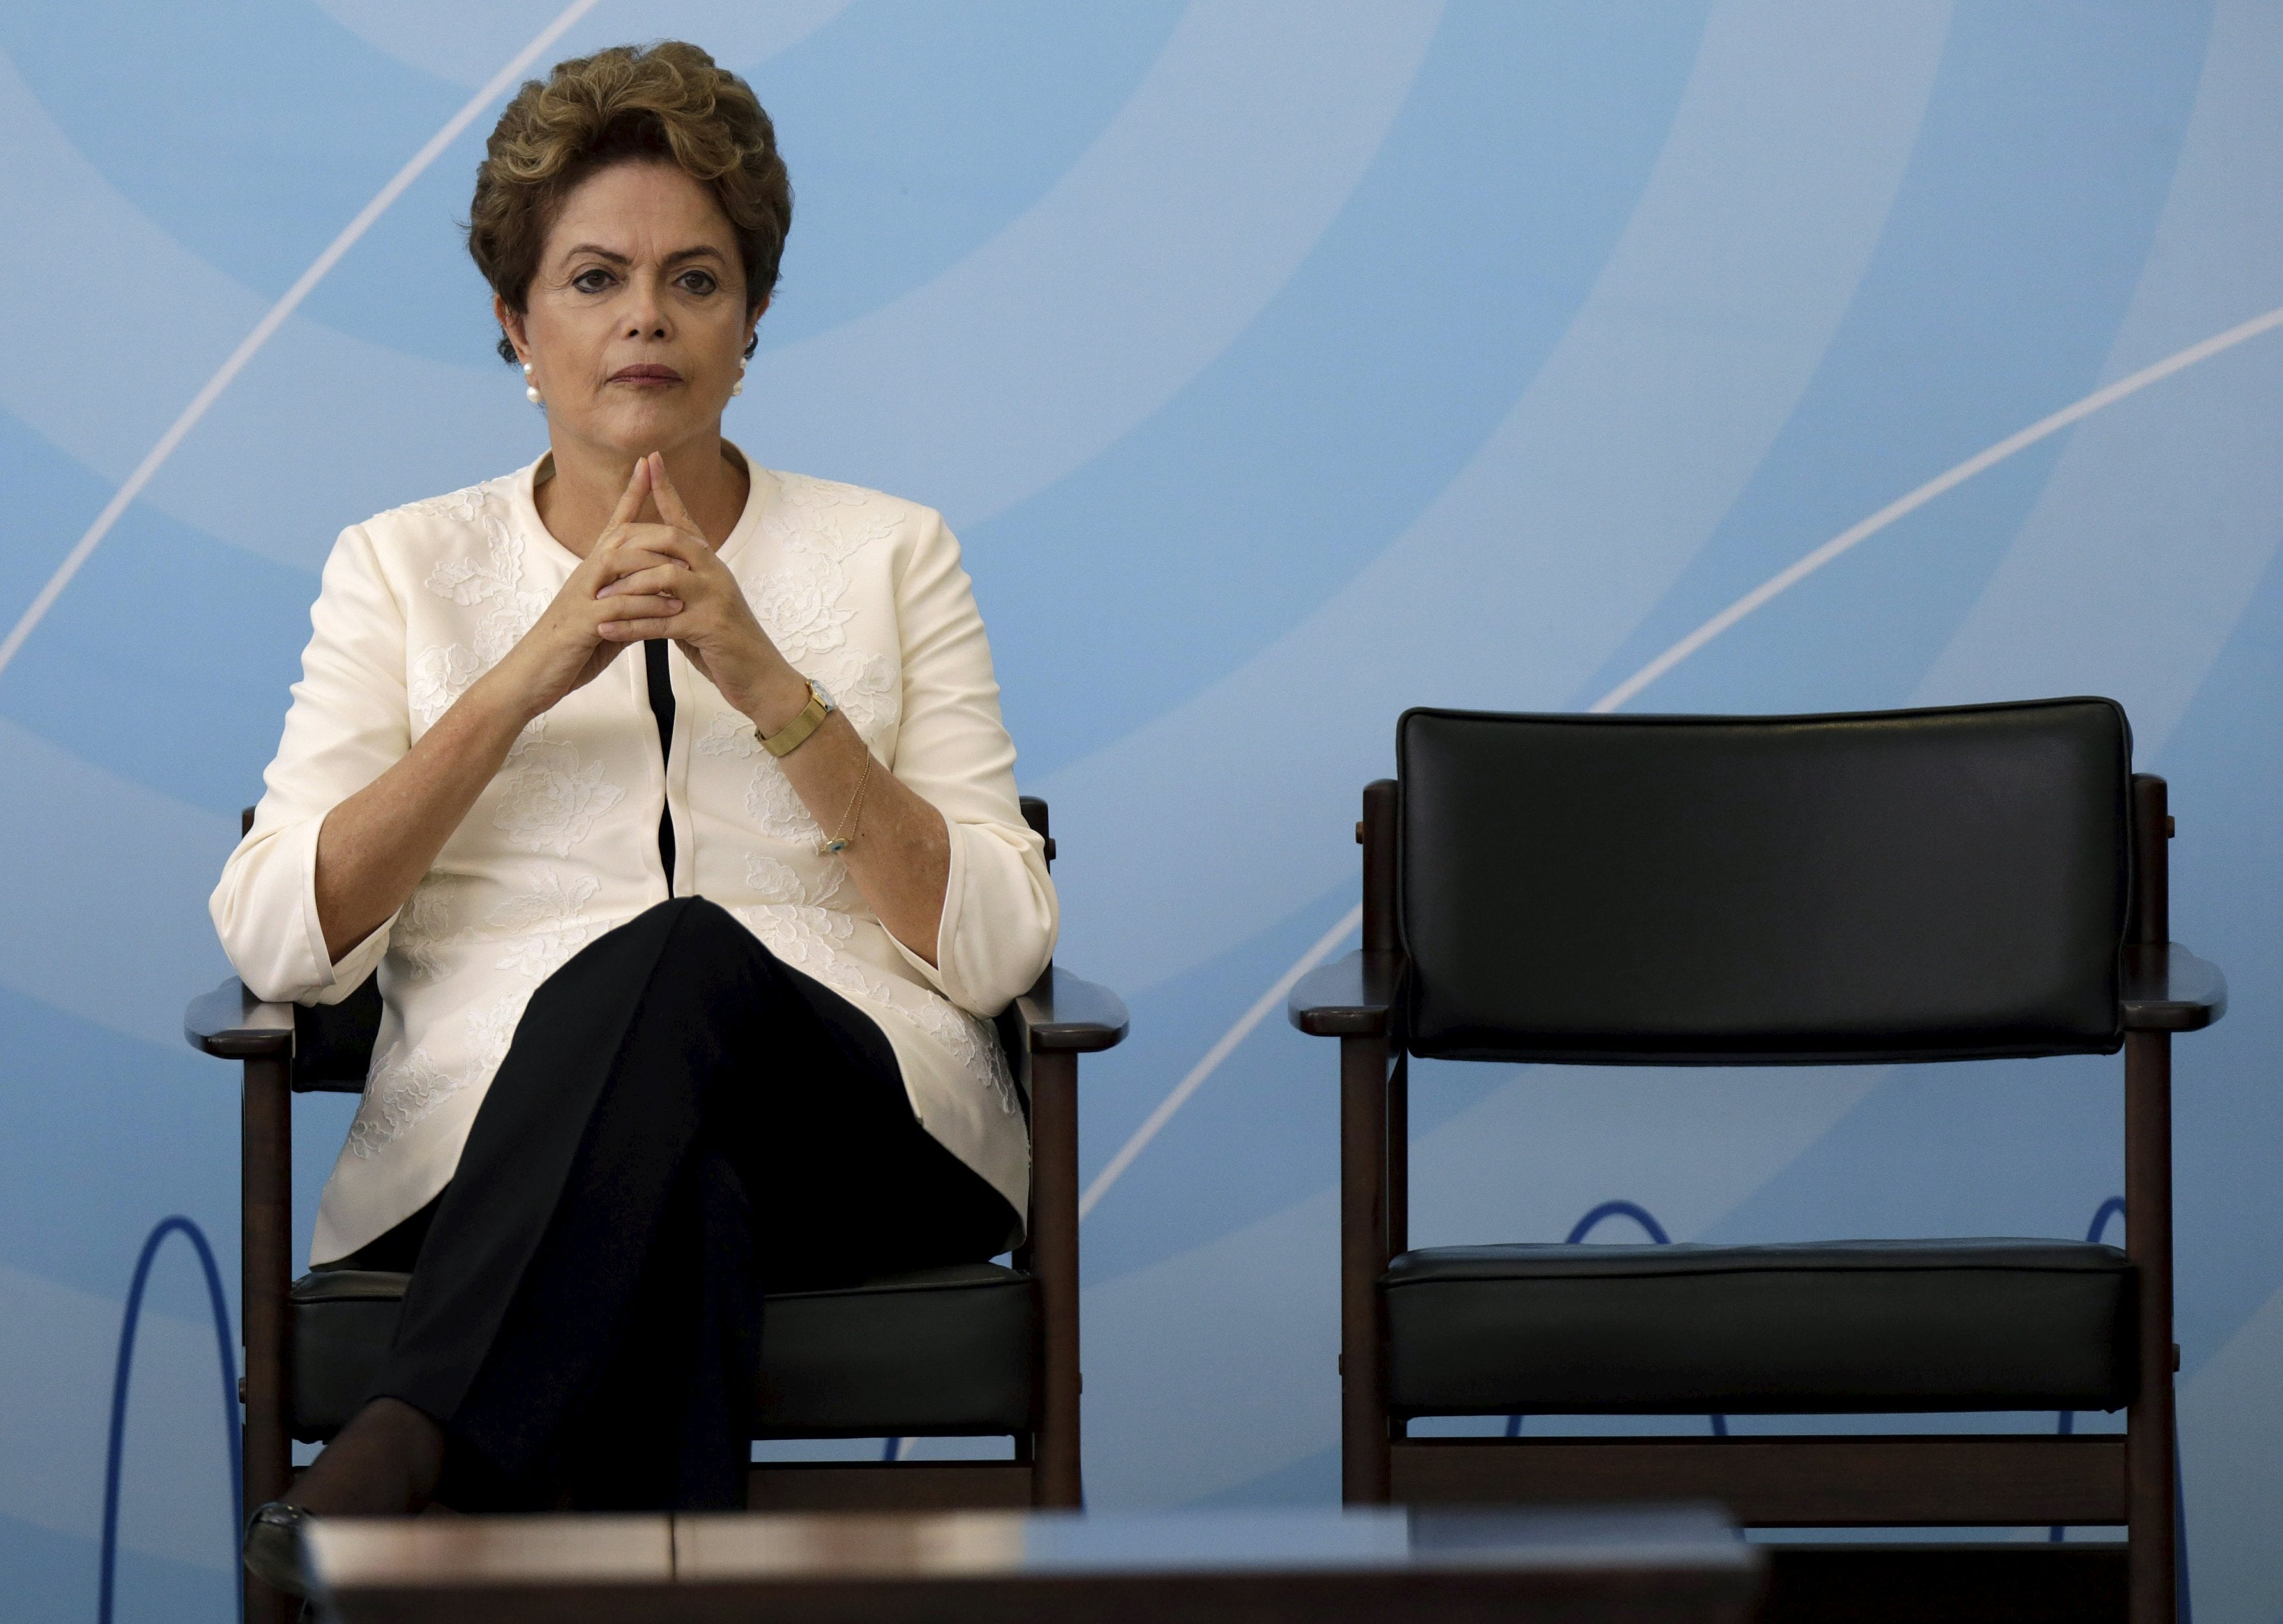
[0,1,1183,368]
[0,0,459,322]
[1572,1,2215,714]
[98,1214,241,1624]
[1696,528,2283,1377]
[0,1513,235,1617]
[1078,878,1454,1286]
[2129,537,2283,1365]
[0,984,234,1305]
[1700,1049,2131,1248]
[749,1,1185,348]
[975,1,1712,774]
[0,410,312,814]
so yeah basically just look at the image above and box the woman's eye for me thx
[571,268,614,293]
[678,270,718,295]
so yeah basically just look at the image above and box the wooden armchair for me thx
[1290,702,2224,1624]
[189,796,1125,1624]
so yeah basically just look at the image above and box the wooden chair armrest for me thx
[185,977,294,1059]
[2122,944,2227,1032]
[1288,950,1406,1038]
[1013,967,1129,1054]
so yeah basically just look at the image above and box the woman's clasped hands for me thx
[491,452,804,730]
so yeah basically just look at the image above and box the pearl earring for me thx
[731,358,746,398]
[521,361,542,406]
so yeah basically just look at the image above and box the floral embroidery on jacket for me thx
[491,739,625,856]
[745,757,822,841]
[421,485,522,608]
[766,474,896,565]
[488,869,601,979]
[346,991,526,1158]
[695,710,761,760]
[419,481,548,672]
[408,643,483,730]
[393,878,455,980]
[402,486,487,526]
[750,549,854,663]
[745,851,849,909]
[810,648,900,740]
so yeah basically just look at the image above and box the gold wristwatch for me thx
[759,677,835,758]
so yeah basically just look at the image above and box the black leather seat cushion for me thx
[1396,700,2132,1064]
[1382,1241,2134,1417]
[291,1269,411,1441]
[290,1262,1035,1443]
[753,1263,1035,1439]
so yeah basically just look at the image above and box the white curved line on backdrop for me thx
[0,3,1430,572]
[1064,0,1959,1220]
[727,0,1445,526]
[1076,303,2283,1226]
[1915,0,2283,757]
[1083,0,2283,1516]
[1078,909,1359,1221]
[1594,303,2283,714]
[0,0,603,682]
[308,0,852,89]
[0,719,235,1047]
[0,49,552,568]
[1040,0,1953,1000]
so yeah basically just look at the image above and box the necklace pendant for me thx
[821,837,850,856]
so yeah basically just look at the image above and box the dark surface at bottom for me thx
[310,1507,1758,1624]
[1757,1544,2126,1624]
[743,1461,1035,1511]
[324,1568,1757,1624]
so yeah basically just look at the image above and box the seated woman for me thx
[213,42,1053,1590]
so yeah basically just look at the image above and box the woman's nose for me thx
[622,275,671,339]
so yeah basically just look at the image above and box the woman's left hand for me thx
[595,452,809,730]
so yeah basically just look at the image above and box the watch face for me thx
[810,679,836,713]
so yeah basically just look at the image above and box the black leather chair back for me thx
[1396,699,2132,1065]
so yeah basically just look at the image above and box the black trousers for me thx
[341,897,1017,1511]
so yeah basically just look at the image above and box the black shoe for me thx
[242,1501,310,1599]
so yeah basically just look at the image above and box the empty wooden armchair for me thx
[1291,700,2223,1624]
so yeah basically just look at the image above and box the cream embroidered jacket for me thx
[211,448,1057,1265]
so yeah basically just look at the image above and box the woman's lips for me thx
[609,365,682,385]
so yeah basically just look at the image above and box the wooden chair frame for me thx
[189,797,1125,1624]
[1292,773,2226,1624]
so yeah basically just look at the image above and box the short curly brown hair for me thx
[468,40,792,364]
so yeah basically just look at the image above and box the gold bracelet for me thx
[820,752,875,856]
[760,678,833,758]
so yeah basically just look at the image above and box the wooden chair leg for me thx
[1340,1033,1391,1503]
[2125,1029,2176,1624]
[1386,1052,1408,1263]
[241,1055,295,1624]
[1029,1050,1083,1507]
[2122,774,2177,1624]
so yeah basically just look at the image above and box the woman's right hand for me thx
[477,459,686,723]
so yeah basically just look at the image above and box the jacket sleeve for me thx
[882,509,1058,1017]
[209,523,411,1004]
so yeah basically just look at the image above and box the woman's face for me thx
[503,158,760,459]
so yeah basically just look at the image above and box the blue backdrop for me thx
[4,3,2280,1619]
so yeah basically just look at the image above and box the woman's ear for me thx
[744,294,770,358]
[495,294,532,365]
